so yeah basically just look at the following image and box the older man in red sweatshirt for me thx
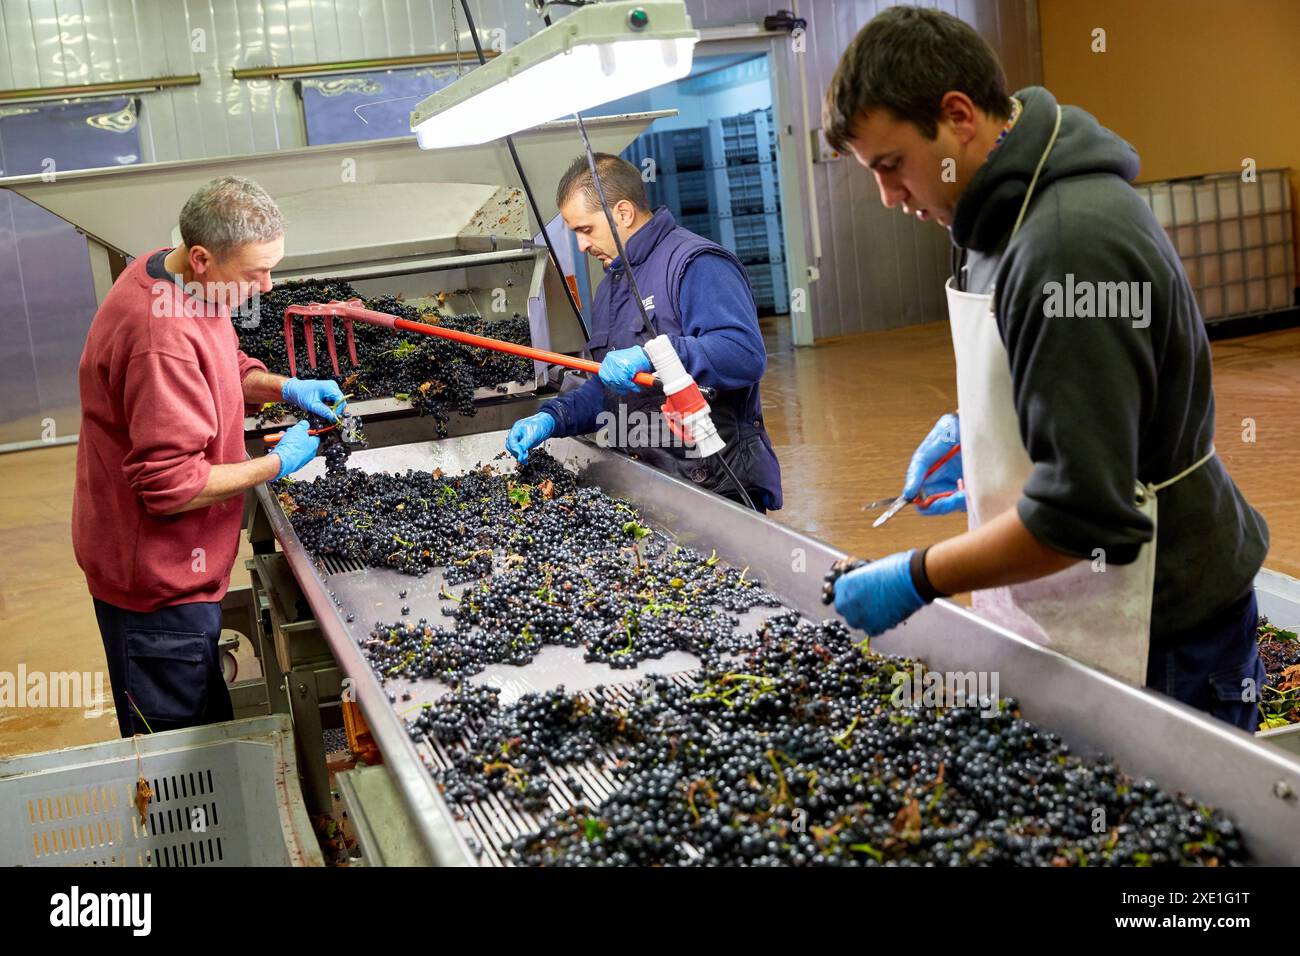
[73,175,340,736]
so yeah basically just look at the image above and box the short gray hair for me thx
[178,175,285,257]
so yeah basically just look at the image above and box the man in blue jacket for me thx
[507,153,782,512]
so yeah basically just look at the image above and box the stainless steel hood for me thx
[271,182,530,274]
[0,110,672,262]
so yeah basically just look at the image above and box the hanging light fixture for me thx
[410,1,698,149]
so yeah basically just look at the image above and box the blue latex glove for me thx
[506,412,556,464]
[282,377,346,421]
[598,346,653,395]
[903,412,966,515]
[270,420,320,480]
[833,550,926,637]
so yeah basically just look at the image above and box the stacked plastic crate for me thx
[625,106,788,312]
[1133,169,1296,324]
[710,107,788,313]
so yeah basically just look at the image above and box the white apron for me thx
[946,104,1215,685]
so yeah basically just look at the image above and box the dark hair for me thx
[556,152,650,213]
[823,6,1010,150]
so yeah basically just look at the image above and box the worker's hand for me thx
[598,346,653,395]
[506,412,556,465]
[282,377,346,421]
[269,420,320,480]
[903,412,965,515]
[833,551,925,637]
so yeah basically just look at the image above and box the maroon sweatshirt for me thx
[73,249,267,612]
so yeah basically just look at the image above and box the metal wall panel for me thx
[27,0,63,89]
[0,0,550,160]
[0,0,550,162]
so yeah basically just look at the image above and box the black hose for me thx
[716,453,758,511]
[573,111,658,341]
[458,0,591,345]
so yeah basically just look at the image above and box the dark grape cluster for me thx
[1257,616,1300,728]
[237,279,534,436]
[430,688,629,813]
[300,408,365,475]
[822,556,868,605]
[407,684,502,741]
[424,612,1249,867]
[279,450,781,682]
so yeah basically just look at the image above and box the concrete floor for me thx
[2,319,1297,757]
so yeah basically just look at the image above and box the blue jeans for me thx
[1146,590,1265,732]
[94,598,233,737]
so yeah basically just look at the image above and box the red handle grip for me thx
[922,442,961,481]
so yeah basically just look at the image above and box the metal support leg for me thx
[287,666,331,816]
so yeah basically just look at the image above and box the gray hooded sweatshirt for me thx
[951,86,1268,643]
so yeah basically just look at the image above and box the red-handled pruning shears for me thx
[262,396,352,445]
[263,424,336,445]
[870,443,962,528]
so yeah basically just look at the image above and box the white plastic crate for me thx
[719,211,785,264]
[713,107,777,165]
[725,162,780,215]
[0,715,322,867]
[744,260,790,313]
[1140,171,1288,227]
[1135,169,1296,322]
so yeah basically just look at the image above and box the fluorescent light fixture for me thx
[411,1,698,149]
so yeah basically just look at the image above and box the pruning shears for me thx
[867,443,962,528]
[263,396,356,445]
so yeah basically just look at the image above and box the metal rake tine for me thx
[332,300,362,369]
[345,318,358,368]
[323,314,342,376]
[303,314,318,371]
[283,310,298,378]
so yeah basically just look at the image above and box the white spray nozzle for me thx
[643,334,725,458]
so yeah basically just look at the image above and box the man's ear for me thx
[189,244,214,275]
[939,91,979,145]
[616,199,637,228]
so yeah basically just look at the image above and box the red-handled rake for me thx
[282,298,658,388]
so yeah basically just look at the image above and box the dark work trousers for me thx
[94,598,233,737]
[1145,589,1266,732]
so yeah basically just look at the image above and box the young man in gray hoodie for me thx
[824,6,1268,730]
